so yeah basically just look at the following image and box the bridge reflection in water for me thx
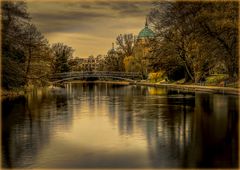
[50,71,143,83]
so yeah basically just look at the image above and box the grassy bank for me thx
[145,73,239,95]
[1,84,50,99]
[60,79,239,95]
[1,88,26,99]
[133,81,239,95]
[3,79,238,99]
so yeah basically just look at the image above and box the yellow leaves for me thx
[123,55,134,72]
[147,87,167,95]
[148,71,165,82]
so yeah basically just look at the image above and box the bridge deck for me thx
[50,71,142,83]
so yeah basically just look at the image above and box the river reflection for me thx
[1,83,239,168]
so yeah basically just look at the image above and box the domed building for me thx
[137,19,155,45]
[107,43,117,55]
[131,19,155,78]
[134,19,155,57]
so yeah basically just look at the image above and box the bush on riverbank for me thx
[1,88,26,99]
[148,72,165,83]
[205,74,238,87]
[205,74,229,84]
[146,73,238,88]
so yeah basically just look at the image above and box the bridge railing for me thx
[50,71,142,81]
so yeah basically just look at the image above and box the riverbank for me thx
[132,82,240,95]
[64,80,239,95]
[1,88,26,99]
[4,80,237,98]
[1,85,49,99]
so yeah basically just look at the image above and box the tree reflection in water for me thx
[2,88,74,168]
[1,84,238,168]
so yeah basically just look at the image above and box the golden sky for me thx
[27,0,154,58]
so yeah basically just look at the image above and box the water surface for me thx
[2,83,239,168]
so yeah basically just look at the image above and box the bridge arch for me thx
[50,71,142,83]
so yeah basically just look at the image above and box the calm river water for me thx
[2,83,239,168]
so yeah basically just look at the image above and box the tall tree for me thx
[2,1,54,88]
[22,23,50,83]
[2,0,30,89]
[148,1,238,82]
[51,43,74,73]
[116,34,136,57]
[196,2,238,79]
[104,44,124,72]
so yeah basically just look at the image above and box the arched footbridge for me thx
[50,71,143,83]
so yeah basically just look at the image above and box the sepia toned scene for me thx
[1,0,239,169]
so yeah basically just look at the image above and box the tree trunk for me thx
[183,61,194,82]
[25,46,32,85]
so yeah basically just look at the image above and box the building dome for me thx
[138,19,154,39]
[107,42,117,55]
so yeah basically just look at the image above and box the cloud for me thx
[80,4,91,9]
[31,11,111,21]
[27,0,154,57]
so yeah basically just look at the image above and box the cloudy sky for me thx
[27,0,154,58]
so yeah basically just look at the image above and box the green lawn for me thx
[205,74,229,84]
